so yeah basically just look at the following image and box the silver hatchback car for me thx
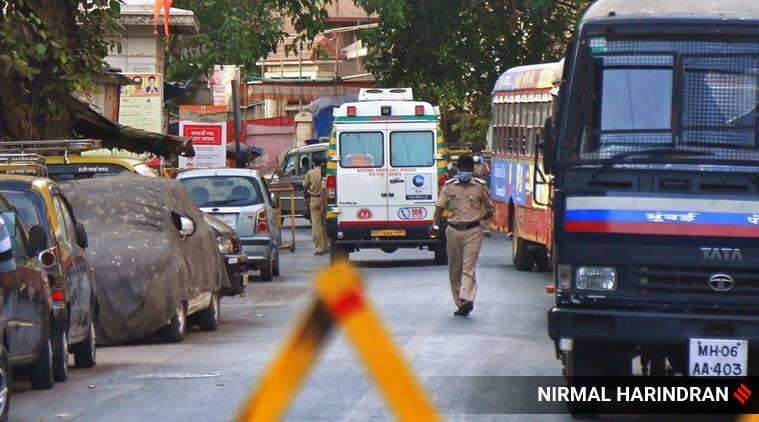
[176,168,281,281]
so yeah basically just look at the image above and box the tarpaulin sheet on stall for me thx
[61,173,228,345]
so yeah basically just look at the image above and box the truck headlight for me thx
[217,236,234,254]
[576,267,616,291]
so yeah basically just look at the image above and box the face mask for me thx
[458,171,473,183]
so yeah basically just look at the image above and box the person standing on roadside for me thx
[303,155,328,255]
[431,155,494,316]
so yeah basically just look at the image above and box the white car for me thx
[177,168,282,281]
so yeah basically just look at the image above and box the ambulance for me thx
[325,88,448,264]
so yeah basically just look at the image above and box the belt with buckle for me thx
[448,221,480,231]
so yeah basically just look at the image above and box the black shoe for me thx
[454,300,474,316]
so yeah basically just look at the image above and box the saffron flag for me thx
[153,0,172,38]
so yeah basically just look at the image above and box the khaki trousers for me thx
[309,197,328,254]
[446,225,484,306]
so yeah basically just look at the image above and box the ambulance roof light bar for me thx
[358,88,414,102]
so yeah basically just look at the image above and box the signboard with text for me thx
[118,73,163,133]
[178,121,227,168]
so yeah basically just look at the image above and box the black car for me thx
[0,177,98,383]
[0,194,53,391]
[203,214,247,296]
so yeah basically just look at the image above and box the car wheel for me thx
[52,327,68,382]
[197,292,220,332]
[272,251,280,277]
[74,320,97,368]
[260,259,274,282]
[29,336,54,390]
[0,346,9,421]
[159,302,187,343]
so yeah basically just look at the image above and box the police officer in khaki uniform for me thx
[303,155,328,255]
[432,155,494,316]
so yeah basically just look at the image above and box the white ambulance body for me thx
[326,88,448,264]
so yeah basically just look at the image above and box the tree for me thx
[0,0,121,141]
[167,0,404,81]
[0,0,402,142]
[362,0,591,148]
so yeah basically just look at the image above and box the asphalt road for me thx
[9,226,634,421]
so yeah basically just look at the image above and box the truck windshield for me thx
[571,37,759,167]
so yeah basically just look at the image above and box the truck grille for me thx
[632,266,759,296]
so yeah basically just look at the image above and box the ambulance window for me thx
[390,131,434,167]
[339,132,383,168]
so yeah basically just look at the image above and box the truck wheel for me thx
[159,303,187,343]
[74,320,97,368]
[330,246,349,264]
[52,327,68,382]
[565,342,630,415]
[197,292,220,332]
[534,248,550,272]
[29,336,54,390]
[434,246,448,266]
[512,235,532,271]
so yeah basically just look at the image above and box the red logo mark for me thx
[734,383,752,405]
[357,208,373,220]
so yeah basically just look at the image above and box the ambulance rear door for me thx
[335,123,388,225]
[385,123,438,226]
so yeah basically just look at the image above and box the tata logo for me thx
[412,175,425,187]
[708,274,735,293]
[701,247,743,261]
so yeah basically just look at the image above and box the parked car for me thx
[203,214,247,296]
[0,195,54,390]
[60,174,227,344]
[0,176,98,381]
[267,142,328,220]
[176,168,282,281]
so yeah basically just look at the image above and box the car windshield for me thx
[570,37,759,168]
[0,188,52,246]
[180,175,264,207]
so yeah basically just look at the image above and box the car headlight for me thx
[575,267,617,291]
[217,236,234,254]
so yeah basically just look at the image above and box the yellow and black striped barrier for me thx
[237,263,440,422]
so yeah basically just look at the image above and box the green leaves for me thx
[0,0,120,139]
[362,0,592,145]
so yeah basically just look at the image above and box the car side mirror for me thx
[0,212,15,239]
[542,116,555,175]
[75,221,89,248]
[27,225,47,255]
[178,216,195,238]
[270,192,280,209]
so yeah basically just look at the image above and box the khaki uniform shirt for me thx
[435,178,494,224]
[303,166,324,198]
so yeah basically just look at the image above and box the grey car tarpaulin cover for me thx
[61,173,229,345]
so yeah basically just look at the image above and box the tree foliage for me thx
[362,0,592,147]
[167,0,404,81]
[0,0,121,141]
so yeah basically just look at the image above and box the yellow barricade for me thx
[237,263,440,421]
